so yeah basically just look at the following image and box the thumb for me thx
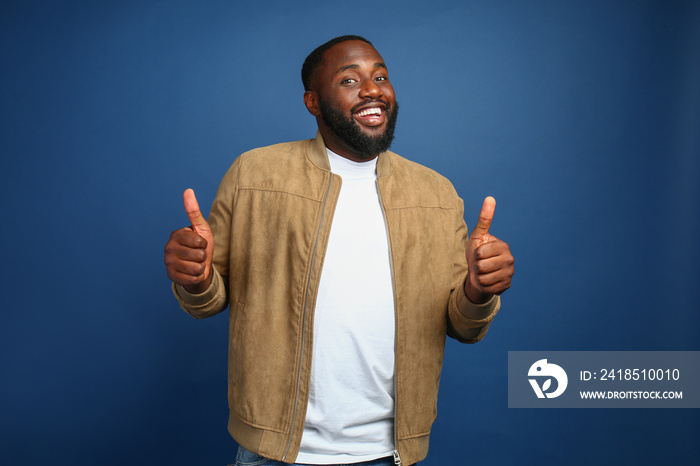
[470,196,496,238]
[183,189,209,234]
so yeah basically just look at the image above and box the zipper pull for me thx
[392,449,402,465]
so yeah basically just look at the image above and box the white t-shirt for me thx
[295,149,396,464]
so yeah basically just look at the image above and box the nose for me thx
[359,79,383,99]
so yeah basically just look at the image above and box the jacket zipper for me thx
[377,179,402,466]
[282,173,335,461]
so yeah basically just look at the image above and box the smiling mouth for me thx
[354,106,385,126]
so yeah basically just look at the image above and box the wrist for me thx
[183,270,213,295]
[465,279,492,304]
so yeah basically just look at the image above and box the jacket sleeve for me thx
[172,267,229,319]
[446,277,500,343]
[171,157,241,319]
[446,198,500,343]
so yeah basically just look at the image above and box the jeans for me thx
[231,445,401,466]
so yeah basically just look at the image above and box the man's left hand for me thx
[465,196,514,304]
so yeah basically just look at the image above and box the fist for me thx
[164,189,215,294]
[465,196,514,303]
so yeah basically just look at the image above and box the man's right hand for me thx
[164,189,215,294]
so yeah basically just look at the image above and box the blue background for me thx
[2,0,699,464]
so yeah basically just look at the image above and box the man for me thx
[164,35,514,466]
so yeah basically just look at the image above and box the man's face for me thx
[308,40,398,160]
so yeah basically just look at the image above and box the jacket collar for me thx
[308,130,392,178]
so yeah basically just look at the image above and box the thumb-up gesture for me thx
[465,196,514,304]
[164,189,215,294]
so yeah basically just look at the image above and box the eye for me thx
[341,78,357,85]
[375,75,389,82]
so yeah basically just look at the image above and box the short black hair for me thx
[301,35,374,92]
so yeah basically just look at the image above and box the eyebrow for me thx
[336,62,387,74]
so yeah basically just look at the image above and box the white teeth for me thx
[356,107,382,117]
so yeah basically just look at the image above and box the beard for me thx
[319,98,399,160]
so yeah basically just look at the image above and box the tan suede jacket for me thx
[173,132,500,465]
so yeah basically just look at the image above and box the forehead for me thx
[319,40,386,77]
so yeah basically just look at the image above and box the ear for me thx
[304,90,321,117]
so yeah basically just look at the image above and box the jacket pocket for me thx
[228,299,298,432]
